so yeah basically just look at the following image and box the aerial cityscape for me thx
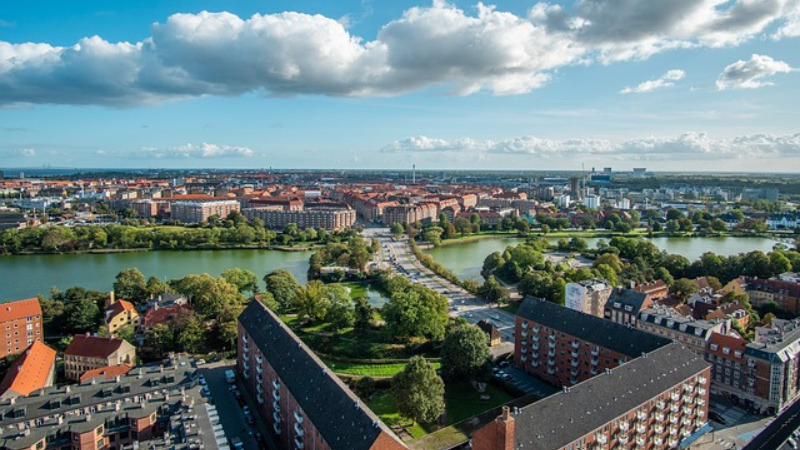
[1,1,800,450]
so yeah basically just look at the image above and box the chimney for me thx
[109,291,115,305]
[630,281,635,290]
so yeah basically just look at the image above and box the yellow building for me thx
[105,297,140,334]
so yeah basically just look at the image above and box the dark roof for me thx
[517,297,671,357]
[606,288,650,314]
[514,343,709,450]
[238,301,407,450]
[476,320,501,341]
[64,334,128,359]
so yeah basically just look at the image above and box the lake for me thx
[0,249,312,301]
[424,236,783,281]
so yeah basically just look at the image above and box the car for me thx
[198,378,207,386]
[230,437,244,449]
[499,361,510,368]
[242,406,251,415]
[492,314,500,320]
[466,313,474,318]
[195,359,206,366]
[244,412,255,424]
[708,411,726,424]
[501,373,512,380]
[209,355,221,363]
[201,386,211,396]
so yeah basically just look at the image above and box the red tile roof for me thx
[79,364,133,383]
[0,298,42,323]
[65,334,127,359]
[143,305,193,329]
[107,299,135,317]
[0,341,56,397]
[707,332,747,360]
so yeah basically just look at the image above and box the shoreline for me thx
[0,244,320,256]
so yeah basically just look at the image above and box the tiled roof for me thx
[143,305,193,329]
[518,297,671,357]
[238,301,407,450]
[605,288,650,315]
[513,343,709,450]
[107,299,135,317]
[0,341,56,397]
[0,298,42,323]
[707,332,747,360]
[64,334,127,359]
[79,364,133,383]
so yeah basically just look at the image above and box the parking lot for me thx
[689,399,774,450]
[494,364,559,398]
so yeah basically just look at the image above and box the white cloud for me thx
[0,2,798,106]
[17,148,36,157]
[716,54,795,90]
[381,132,800,159]
[138,143,254,158]
[620,69,685,94]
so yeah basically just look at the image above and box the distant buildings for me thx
[243,203,356,230]
[564,279,613,318]
[63,334,136,381]
[0,298,43,357]
[237,301,408,450]
[171,200,240,224]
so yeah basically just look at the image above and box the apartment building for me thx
[383,203,438,225]
[0,341,56,399]
[104,297,140,335]
[63,335,136,381]
[745,277,800,315]
[515,298,671,387]
[473,343,711,450]
[237,301,408,450]
[565,279,613,318]
[243,203,356,230]
[604,288,653,326]
[171,200,240,224]
[637,307,728,355]
[0,355,227,450]
[0,298,43,357]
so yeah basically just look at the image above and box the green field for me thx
[321,358,441,377]
[367,391,428,438]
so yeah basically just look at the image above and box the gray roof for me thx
[514,343,710,450]
[639,307,724,339]
[746,318,800,363]
[238,301,407,450]
[605,288,650,314]
[517,297,672,357]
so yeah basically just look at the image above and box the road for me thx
[740,399,800,450]
[364,228,518,343]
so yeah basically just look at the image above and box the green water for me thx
[0,249,312,302]
[424,236,783,281]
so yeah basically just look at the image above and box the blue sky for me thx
[1,0,799,171]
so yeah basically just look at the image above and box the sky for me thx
[1,0,799,172]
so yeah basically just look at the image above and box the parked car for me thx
[709,411,726,424]
[230,437,244,449]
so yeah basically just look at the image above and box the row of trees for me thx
[0,213,364,254]
[307,234,377,279]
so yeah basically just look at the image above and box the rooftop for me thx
[0,342,56,398]
[64,334,130,359]
[517,297,671,358]
[0,298,42,324]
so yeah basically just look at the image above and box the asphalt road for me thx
[200,362,266,450]
[741,399,800,450]
[365,228,518,343]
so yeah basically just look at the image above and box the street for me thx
[364,228,519,343]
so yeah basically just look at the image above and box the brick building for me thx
[243,203,356,230]
[516,298,671,387]
[637,307,727,355]
[473,343,711,450]
[171,200,240,224]
[0,298,43,357]
[746,277,800,315]
[634,280,670,301]
[237,301,408,450]
[64,335,136,381]
[604,288,653,326]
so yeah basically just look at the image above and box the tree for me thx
[294,280,332,322]
[264,269,302,311]
[383,287,448,341]
[145,276,171,298]
[113,268,147,303]
[478,276,509,304]
[671,278,698,303]
[256,291,280,311]
[115,325,136,343]
[441,324,490,381]
[64,298,101,334]
[481,252,506,279]
[390,222,405,237]
[354,297,374,330]
[176,314,205,353]
[221,268,260,294]
[326,288,355,332]
[392,356,445,425]
[145,323,176,358]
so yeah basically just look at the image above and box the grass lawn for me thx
[321,358,441,377]
[444,382,516,424]
[367,391,427,439]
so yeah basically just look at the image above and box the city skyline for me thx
[1,0,799,171]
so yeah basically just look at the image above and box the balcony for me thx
[549,333,556,340]
[669,426,678,436]
[242,352,250,362]
[636,436,645,446]
[273,400,280,412]
[522,322,529,329]
[570,378,579,385]
[256,356,263,365]
[548,368,556,375]
[618,433,629,445]
[256,365,263,375]
[548,358,556,366]
[636,423,646,434]
[274,423,281,435]
[657,401,666,410]
[571,360,579,368]
[272,379,280,390]
[654,437,663,446]
[591,347,600,356]
[683,406,692,415]
[669,438,679,447]
[656,413,665,422]
[698,399,706,407]
[685,396,695,405]
[273,411,281,424]
[698,388,707,396]
[619,421,629,432]
[548,350,556,358]
[590,358,599,366]
[698,410,706,417]
[256,376,263,385]
[257,384,263,394]
[243,370,251,379]
[521,347,528,354]
[654,424,664,434]
[243,362,250,371]
[522,331,528,338]
[532,343,540,351]
[257,394,264,404]
[532,335,539,342]
[572,341,580,349]
[684,384,695,393]
[670,415,679,424]
[590,368,598,376]
[272,389,281,401]
[636,410,647,421]
[294,422,304,436]
[671,392,680,402]
[571,351,579,358]
[294,410,304,424]
[533,326,540,333]
[294,437,304,449]
[682,428,692,438]
[683,417,693,426]
[670,404,680,413]
[570,369,579,377]
[596,433,608,445]
[532,352,539,359]
[531,361,539,368]
[521,356,527,363]
[549,341,556,349]
[243,334,249,343]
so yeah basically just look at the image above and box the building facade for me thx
[171,200,240,224]
[237,301,408,450]
[565,279,613,318]
[63,335,136,381]
[0,298,43,357]
[243,204,356,230]
[515,298,672,387]
[637,307,727,355]
[604,288,653,326]
[104,298,140,335]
